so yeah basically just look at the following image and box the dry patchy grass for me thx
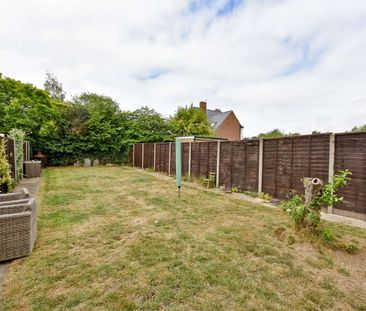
[0,166,365,311]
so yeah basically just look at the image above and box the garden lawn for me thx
[1,166,366,311]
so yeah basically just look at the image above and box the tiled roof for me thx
[206,109,232,129]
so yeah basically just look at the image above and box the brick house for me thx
[199,101,243,141]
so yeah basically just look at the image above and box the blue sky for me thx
[1,0,366,136]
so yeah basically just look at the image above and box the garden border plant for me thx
[0,138,13,193]
[280,170,354,248]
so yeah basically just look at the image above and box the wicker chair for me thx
[0,197,37,262]
[0,188,30,202]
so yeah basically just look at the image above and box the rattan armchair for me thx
[0,197,37,261]
[0,188,30,202]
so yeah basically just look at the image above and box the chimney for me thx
[199,101,207,114]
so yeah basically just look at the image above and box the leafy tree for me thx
[44,72,65,101]
[351,124,366,132]
[36,93,131,165]
[126,107,172,143]
[256,129,300,138]
[257,129,286,138]
[169,104,212,136]
[0,73,59,137]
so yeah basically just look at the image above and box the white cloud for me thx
[1,0,366,136]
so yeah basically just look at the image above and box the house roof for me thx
[206,109,232,129]
[194,106,243,129]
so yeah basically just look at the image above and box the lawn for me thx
[1,167,365,311]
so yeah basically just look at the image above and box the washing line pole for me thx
[175,138,182,198]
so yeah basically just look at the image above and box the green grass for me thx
[1,166,365,311]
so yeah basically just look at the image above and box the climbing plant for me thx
[0,139,12,193]
[8,128,25,183]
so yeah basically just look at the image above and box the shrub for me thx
[0,139,13,192]
[280,170,352,237]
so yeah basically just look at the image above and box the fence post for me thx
[142,143,144,169]
[258,138,263,193]
[216,141,221,187]
[188,142,192,181]
[168,142,172,175]
[153,143,156,171]
[328,133,335,214]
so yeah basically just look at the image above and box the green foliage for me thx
[126,107,173,143]
[256,129,300,138]
[316,170,352,208]
[321,228,334,241]
[280,171,352,238]
[0,73,59,136]
[258,192,272,201]
[351,124,366,132]
[169,104,213,136]
[8,128,25,183]
[35,93,127,165]
[231,186,239,193]
[0,139,12,192]
[243,190,272,201]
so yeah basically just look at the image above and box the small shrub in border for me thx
[280,170,352,242]
[0,139,13,192]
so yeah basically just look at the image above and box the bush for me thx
[0,139,12,193]
[280,170,352,237]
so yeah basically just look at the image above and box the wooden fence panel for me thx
[134,144,142,168]
[182,143,189,176]
[262,139,277,197]
[334,133,366,217]
[263,135,330,199]
[219,142,233,186]
[245,139,259,192]
[143,143,154,169]
[275,138,293,198]
[198,142,209,177]
[156,143,169,174]
[208,142,218,176]
[191,143,200,177]
[308,134,330,185]
[170,143,176,175]
[231,141,246,191]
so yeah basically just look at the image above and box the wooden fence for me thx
[131,132,366,220]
